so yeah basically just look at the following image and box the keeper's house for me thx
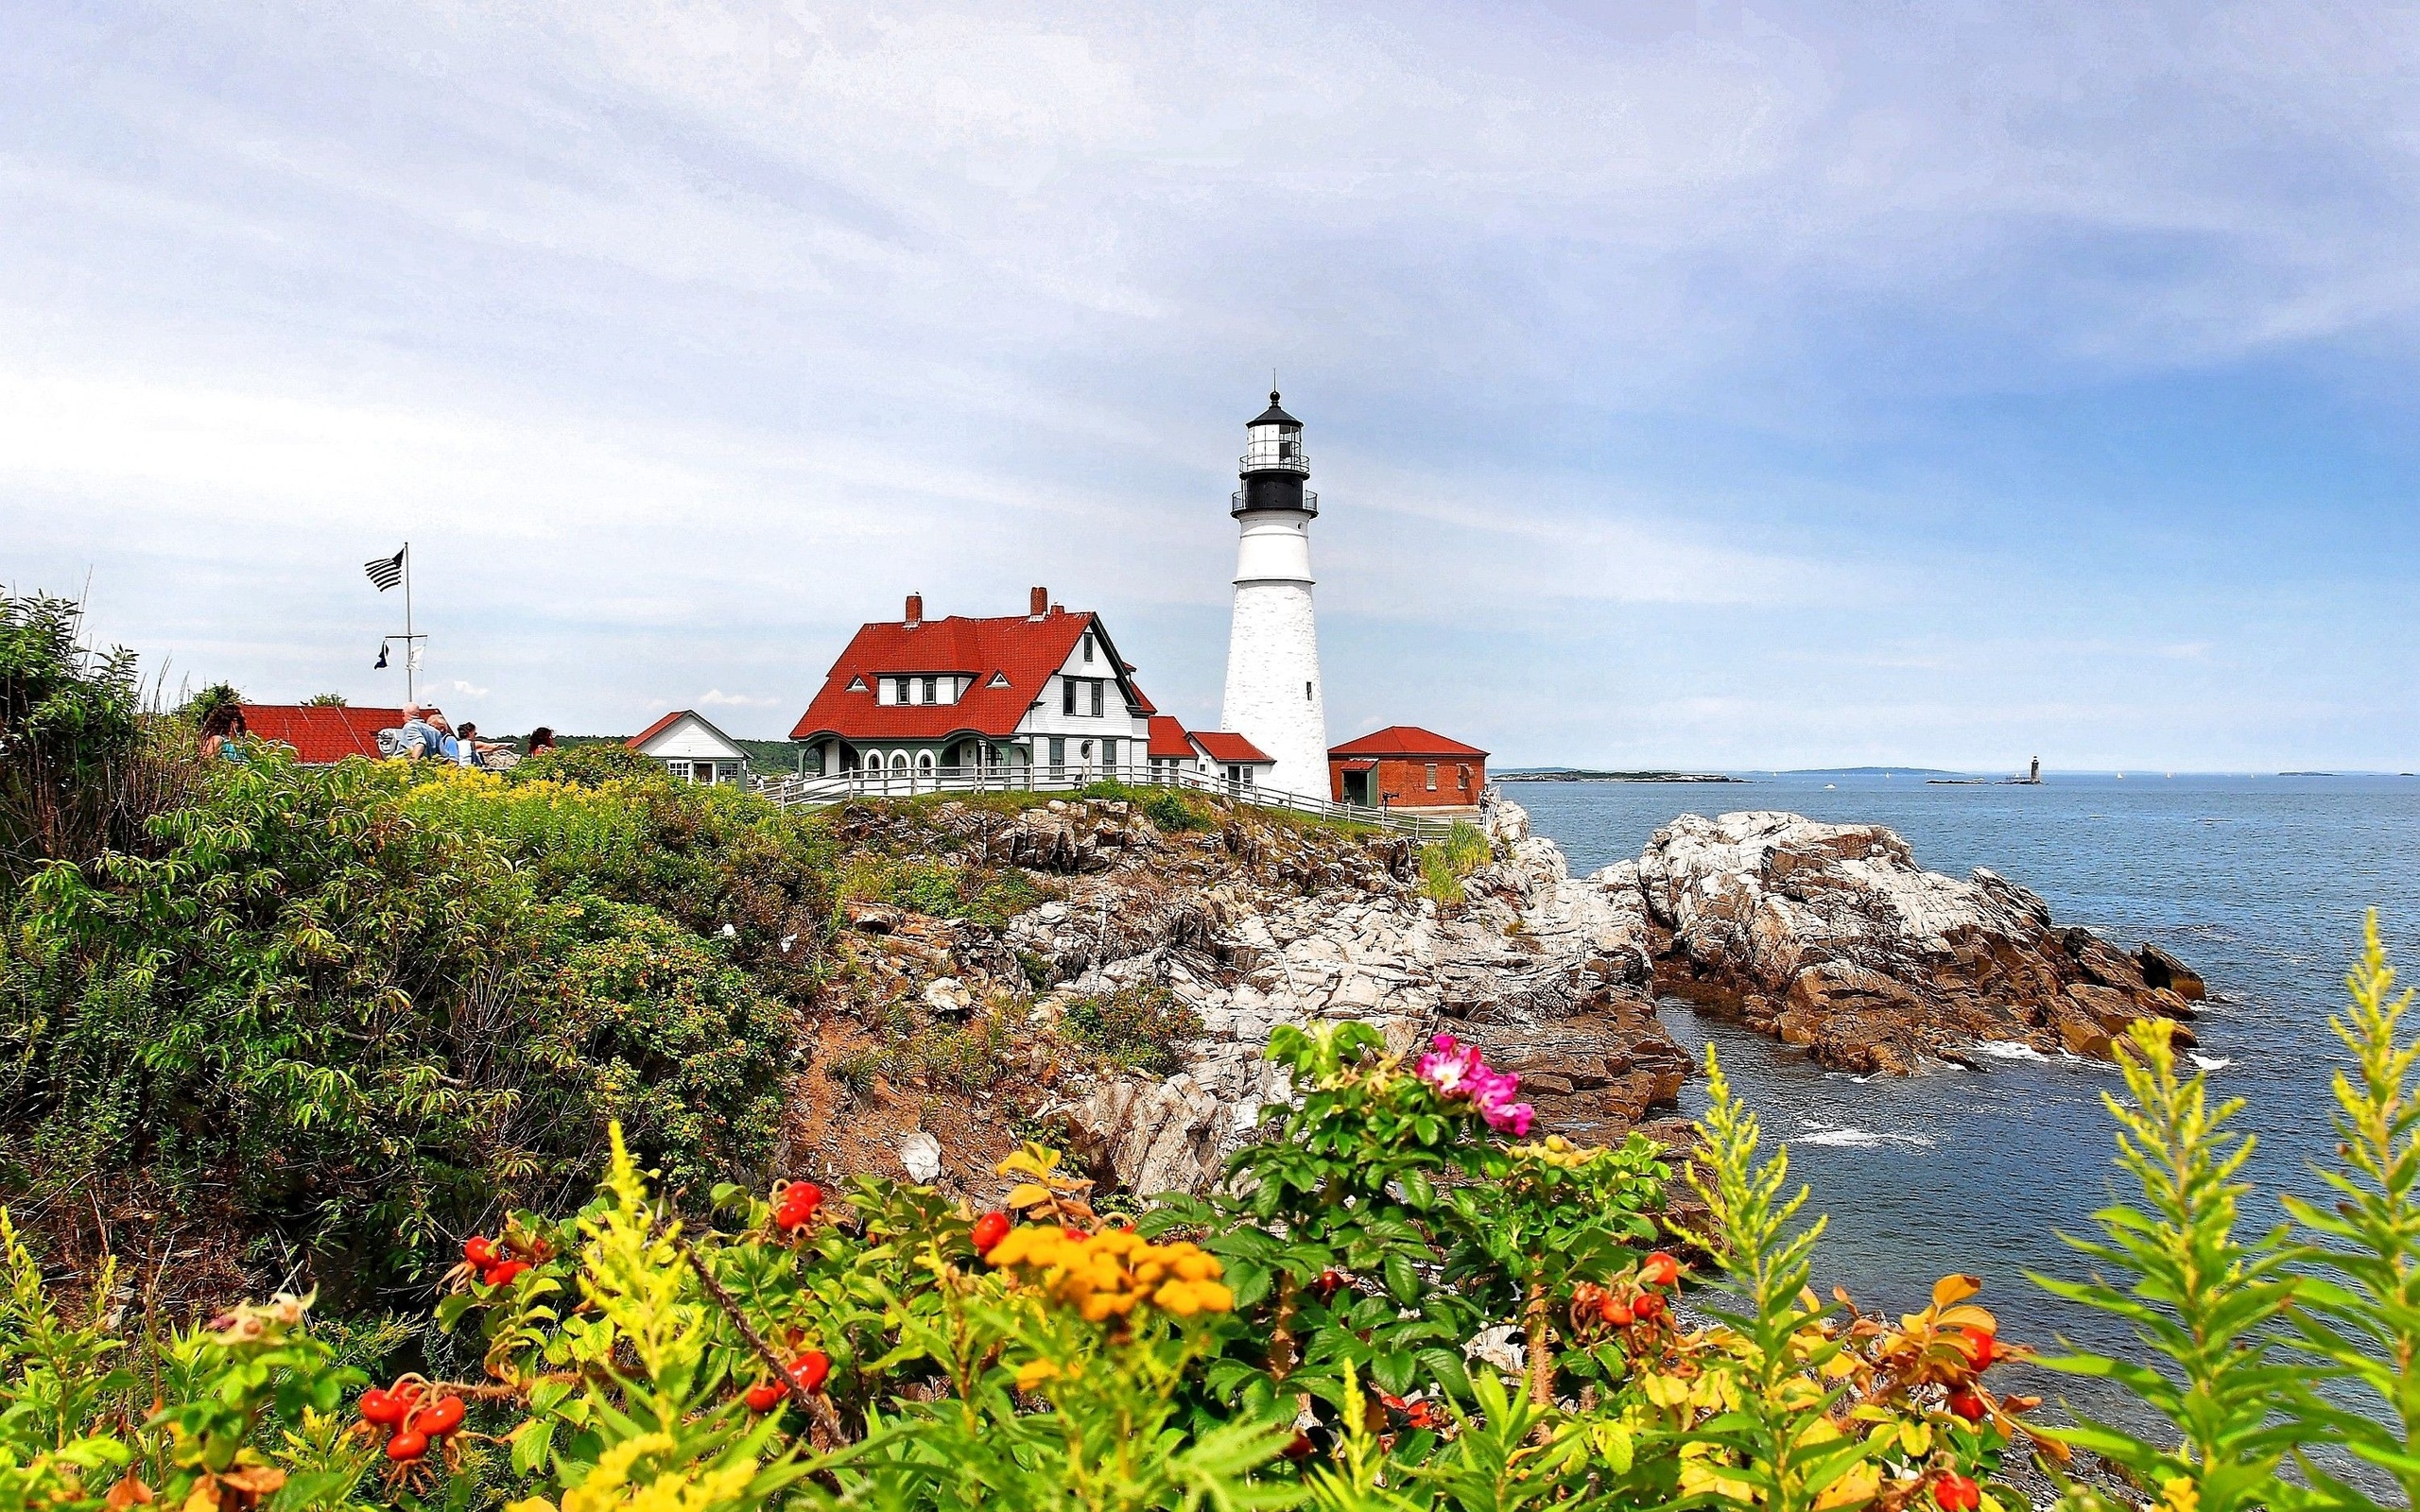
[1328,725,1489,811]
[628,709,751,784]
[791,589,1274,783]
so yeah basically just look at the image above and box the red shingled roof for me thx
[1328,725,1489,760]
[1191,730,1272,765]
[241,704,406,764]
[790,607,1149,743]
[1147,715,1197,761]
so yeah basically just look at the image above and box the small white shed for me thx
[627,710,751,785]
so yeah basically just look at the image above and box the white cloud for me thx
[698,689,779,707]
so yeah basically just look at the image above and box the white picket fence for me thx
[747,763,1467,842]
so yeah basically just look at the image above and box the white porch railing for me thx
[746,763,1466,841]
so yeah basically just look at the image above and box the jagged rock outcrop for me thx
[1601,811,2198,1074]
[1030,798,1687,1193]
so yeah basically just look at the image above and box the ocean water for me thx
[1512,772,2420,1426]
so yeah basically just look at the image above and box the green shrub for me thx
[0,751,817,1293]
[506,740,659,788]
[0,593,190,884]
[1062,984,1204,1075]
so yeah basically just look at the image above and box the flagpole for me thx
[403,541,416,705]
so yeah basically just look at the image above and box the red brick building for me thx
[1328,725,1488,811]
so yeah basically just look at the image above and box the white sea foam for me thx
[2188,1053,2233,1071]
[1795,1119,1937,1149]
[1977,1040,2054,1062]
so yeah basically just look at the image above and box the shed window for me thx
[1458,765,1472,789]
[1426,764,1439,791]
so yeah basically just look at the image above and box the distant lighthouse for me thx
[1219,391,1330,795]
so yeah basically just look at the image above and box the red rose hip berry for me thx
[1947,1388,1988,1423]
[463,1236,501,1269]
[387,1430,430,1463]
[414,1397,466,1437]
[1934,1472,1981,1512]
[971,1211,1011,1253]
[744,1381,786,1413]
[1957,1326,1997,1370]
[787,1349,831,1393]
[1640,1251,1682,1288]
[359,1387,405,1426]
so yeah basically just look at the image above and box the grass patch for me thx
[1061,985,1204,1076]
[836,855,1049,928]
[830,1012,1017,1097]
[1418,820,1493,905]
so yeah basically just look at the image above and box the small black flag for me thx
[365,547,406,593]
[373,644,389,670]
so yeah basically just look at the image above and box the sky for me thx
[5,1,2417,771]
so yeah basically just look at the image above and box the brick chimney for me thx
[1028,586,1047,619]
[905,593,924,627]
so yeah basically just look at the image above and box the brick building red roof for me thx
[1192,730,1273,765]
[241,704,406,764]
[1328,725,1489,760]
[790,606,1149,744]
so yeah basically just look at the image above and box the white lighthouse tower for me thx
[1219,391,1330,796]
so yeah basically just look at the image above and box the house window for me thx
[890,751,909,771]
[1048,736,1065,766]
[1305,680,1312,700]
[1088,680,1103,717]
[1102,738,1118,766]
[917,750,935,773]
[1459,765,1472,789]
[1063,678,1077,715]
[1082,633,1094,664]
[1426,764,1439,791]
[922,676,938,704]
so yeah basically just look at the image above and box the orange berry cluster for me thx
[982,1225,1235,1321]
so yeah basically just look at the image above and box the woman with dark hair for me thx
[198,703,248,762]
[526,727,557,755]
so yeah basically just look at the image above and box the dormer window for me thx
[922,676,938,704]
[846,676,869,693]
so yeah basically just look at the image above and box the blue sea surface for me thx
[1512,772,2420,1425]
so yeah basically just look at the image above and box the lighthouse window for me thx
[1305,681,1313,700]
[1279,440,1295,459]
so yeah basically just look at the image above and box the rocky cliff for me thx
[792,794,1689,1197]
[1601,810,2204,1074]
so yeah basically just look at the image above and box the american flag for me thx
[364,547,406,592]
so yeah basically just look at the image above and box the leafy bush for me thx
[507,740,659,788]
[0,593,191,884]
[5,923,2420,1511]
[0,750,821,1293]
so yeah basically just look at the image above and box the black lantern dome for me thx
[1235,390,1317,516]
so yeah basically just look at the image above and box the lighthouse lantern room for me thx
[1219,391,1331,796]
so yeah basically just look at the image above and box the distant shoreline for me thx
[1495,769,1747,784]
